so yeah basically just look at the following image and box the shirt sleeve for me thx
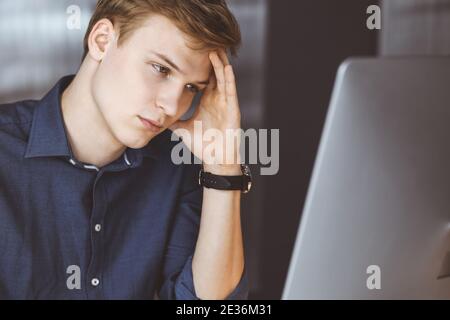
[157,163,249,300]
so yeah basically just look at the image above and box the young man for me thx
[0,0,251,299]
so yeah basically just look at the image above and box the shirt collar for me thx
[24,75,164,161]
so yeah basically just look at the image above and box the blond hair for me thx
[83,0,241,59]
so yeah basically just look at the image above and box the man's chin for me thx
[122,132,160,149]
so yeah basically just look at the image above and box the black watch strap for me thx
[198,164,252,193]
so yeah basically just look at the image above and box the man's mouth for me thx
[139,116,163,133]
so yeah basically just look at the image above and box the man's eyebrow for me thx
[151,50,210,86]
[152,51,183,74]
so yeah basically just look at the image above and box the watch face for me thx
[241,164,252,177]
[241,164,252,193]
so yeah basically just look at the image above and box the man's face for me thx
[91,14,212,149]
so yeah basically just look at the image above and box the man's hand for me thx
[169,50,242,174]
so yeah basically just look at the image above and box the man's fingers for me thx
[224,65,239,107]
[218,49,230,67]
[218,49,238,105]
[209,51,225,94]
[209,50,239,108]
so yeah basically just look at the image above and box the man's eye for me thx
[186,84,200,94]
[153,64,170,75]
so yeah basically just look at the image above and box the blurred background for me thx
[1,0,447,299]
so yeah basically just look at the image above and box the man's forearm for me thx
[192,164,245,300]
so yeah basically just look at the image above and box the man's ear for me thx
[87,18,117,61]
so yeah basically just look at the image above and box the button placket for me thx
[85,171,107,298]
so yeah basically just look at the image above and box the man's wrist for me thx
[202,164,242,176]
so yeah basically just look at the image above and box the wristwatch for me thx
[198,164,252,193]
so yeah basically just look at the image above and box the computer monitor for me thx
[283,57,450,299]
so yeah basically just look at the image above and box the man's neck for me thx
[61,62,127,168]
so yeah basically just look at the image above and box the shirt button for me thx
[94,224,102,232]
[91,278,100,287]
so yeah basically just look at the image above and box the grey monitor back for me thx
[283,58,450,299]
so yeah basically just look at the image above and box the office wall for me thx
[259,0,379,299]
[0,1,94,103]
[380,0,450,55]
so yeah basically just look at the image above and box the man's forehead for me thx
[135,19,210,60]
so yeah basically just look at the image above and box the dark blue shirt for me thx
[0,76,248,300]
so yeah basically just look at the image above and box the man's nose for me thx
[156,84,185,117]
